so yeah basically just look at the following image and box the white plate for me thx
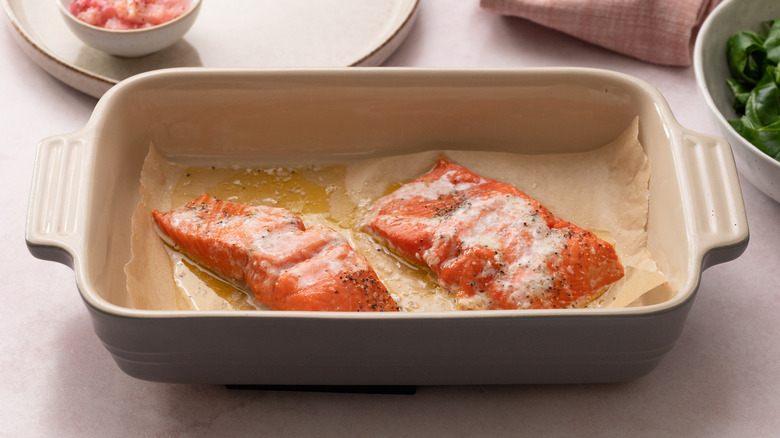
[2,0,418,98]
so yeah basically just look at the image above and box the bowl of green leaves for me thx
[695,0,780,203]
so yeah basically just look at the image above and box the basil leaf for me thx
[726,22,780,163]
[730,117,780,160]
[727,78,752,113]
[727,31,767,85]
[744,66,780,126]
[765,19,780,65]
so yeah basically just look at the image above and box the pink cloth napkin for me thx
[480,0,722,66]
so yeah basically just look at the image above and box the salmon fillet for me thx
[363,159,625,310]
[152,194,399,312]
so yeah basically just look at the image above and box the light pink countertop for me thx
[2,1,778,436]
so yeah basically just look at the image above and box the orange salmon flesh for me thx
[363,159,625,310]
[152,194,399,312]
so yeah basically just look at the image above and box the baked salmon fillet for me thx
[363,159,625,310]
[152,194,399,312]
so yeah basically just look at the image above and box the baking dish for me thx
[26,68,748,385]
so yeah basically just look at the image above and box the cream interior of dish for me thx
[126,118,669,311]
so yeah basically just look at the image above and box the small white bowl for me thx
[694,0,780,203]
[57,0,202,57]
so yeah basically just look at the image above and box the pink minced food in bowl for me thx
[69,0,191,30]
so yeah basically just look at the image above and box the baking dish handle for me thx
[678,129,749,270]
[26,133,92,270]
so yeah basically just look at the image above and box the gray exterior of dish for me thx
[85,296,695,385]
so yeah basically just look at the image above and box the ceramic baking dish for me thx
[26,68,748,385]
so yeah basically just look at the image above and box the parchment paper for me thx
[125,117,665,311]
